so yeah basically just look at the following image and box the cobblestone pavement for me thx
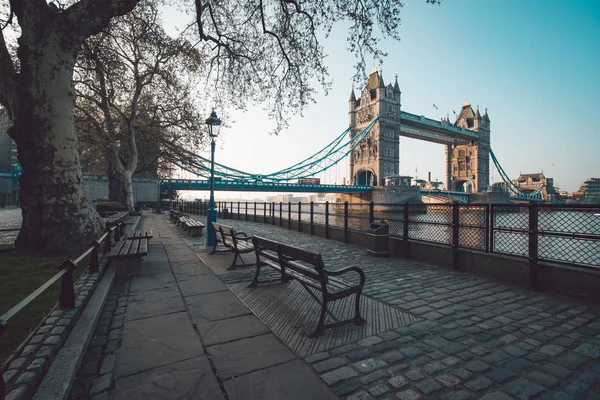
[182,216,600,400]
[0,206,21,245]
[70,279,131,400]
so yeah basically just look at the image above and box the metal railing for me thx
[0,219,125,398]
[172,199,600,280]
[0,219,125,340]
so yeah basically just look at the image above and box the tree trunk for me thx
[108,168,134,211]
[9,28,103,256]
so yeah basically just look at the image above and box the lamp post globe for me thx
[206,110,221,246]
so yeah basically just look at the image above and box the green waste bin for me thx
[367,221,389,257]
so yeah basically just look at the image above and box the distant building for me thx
[385,175,413,187]
[574,178,600,203]
[513,172,555,201]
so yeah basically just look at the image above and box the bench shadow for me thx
[227,280,421,358]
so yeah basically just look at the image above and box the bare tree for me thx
[74,0,205,210]
[0,0,440,255]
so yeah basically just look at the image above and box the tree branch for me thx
[64,0,141,39]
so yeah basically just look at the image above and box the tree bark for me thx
[108,165,134,211]
[9,22,103,256]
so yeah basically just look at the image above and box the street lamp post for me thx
[206,110,222,246]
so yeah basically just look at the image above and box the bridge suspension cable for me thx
[489,148,545,200]
[163,118,379,183]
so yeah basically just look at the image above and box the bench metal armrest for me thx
[235,232,253,241]
[325,267,365,287]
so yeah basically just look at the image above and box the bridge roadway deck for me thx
[71,212,600,400]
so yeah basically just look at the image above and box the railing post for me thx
[298,202,302,232]
[484,204,490,253]
[263,201,267,223]
[288,201,292,229]
[279,202,283,226]
[114,223,121,242]
[403,201,410,257]
[489,204,495,253]
[310,201,314,235]
[325,201,330,239]
[369,201,374,223]
[254,202,257,222]
[272,202,275,225]
[104,227,112,253]
[59,259,76,309]
[344,201,349,243]
[119,221,125,238]
[245,202,248,220]
[529,202,539,290]
[237,201,241,220]
[89,240,101,273]
[452,202,460,270]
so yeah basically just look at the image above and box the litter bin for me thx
[367,221,389,257]
[222,208,229,218]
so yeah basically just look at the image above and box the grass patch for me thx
[0,243,15,253]
[0,250,87,364]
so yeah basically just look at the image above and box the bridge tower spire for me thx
[348,68,401,187]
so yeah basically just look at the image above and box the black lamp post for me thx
[206,110,222,246]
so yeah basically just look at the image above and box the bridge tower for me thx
[348,67,401,186]
[445,101,491,192]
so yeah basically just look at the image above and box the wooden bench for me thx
[181,218,205,237]
[210,222,255,270]
[107,230,153,276]
[169,210,184,223]
[250,235,366,337]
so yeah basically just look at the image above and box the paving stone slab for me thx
[171,262,212,279]
[224,359,336,400]
[113,356,223,400]
[117,312,203,378]
[165,249,200,263]
[208,333,295,378]
[178,274,229,297]
[129,272,176,293]
[126,286,185,321]
[187,291,251,324]
[197,314,270,346]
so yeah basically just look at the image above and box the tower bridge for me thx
[348,67,490,193]
[162,67,542,202]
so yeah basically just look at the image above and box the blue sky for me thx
[163,0,600,199]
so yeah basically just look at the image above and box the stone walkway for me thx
[70,212,336,400]
[72,213,600,400]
